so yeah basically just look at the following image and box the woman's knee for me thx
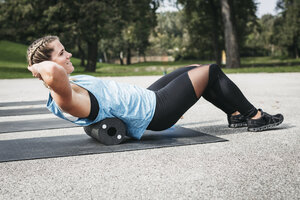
[187,65,210,98]
[206,64,229,90]
[188,64,210,77]
[209,64,222,74]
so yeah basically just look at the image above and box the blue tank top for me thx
[46,75,156,140]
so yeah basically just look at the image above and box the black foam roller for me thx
[84,118,126,145]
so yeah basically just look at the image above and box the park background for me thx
[0,1,299,199]
[0,0,299,78]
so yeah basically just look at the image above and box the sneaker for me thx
[228,114,247,128]
[247,109,284,132]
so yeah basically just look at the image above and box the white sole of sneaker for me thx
[247,119,284,132]
[228,122,247,128]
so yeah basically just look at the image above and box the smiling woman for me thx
[27,36,74,75]
[49,40,74,74]
[26,35,284,140]
[27,36,91,119]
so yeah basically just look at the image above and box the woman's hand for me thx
[28,61,61,80]
[28,63,43,80]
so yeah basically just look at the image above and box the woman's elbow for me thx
[44,64,66,86]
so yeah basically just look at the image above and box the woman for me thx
[27,36,283,139]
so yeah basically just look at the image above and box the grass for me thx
[1,40,300,79]
[241,56,300,65]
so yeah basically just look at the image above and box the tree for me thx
[272,0,300,58]
[178,0,223,64]
[0,0,158,71]
[220,0,240,68]
[244,14,276,57]
[122,0,158,65]
[0,0,56,43]
[95,0,158,65]
[148,11,189,60]
[76,1,118,71]
[177,0,257,67]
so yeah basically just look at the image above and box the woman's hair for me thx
[27,35,59,66]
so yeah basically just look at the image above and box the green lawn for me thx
[1,40,300,79]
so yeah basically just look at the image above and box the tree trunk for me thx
[119,51,124,65]
[126,46,131,65]
[209,0,221,66]
[77,39,85,67]
[137,48,140,63]
[86,41,98,72]
[103,51,108,63]
[220,0,240,68]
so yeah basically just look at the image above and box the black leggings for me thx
[147,64,257,131]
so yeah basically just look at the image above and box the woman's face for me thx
[49,39,74,74]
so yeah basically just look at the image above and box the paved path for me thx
[0,73,299,199]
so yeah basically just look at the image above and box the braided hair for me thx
[27,36,59,66]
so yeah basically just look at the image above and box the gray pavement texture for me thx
[0,73,299,200]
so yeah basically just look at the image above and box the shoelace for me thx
[262,111,277,123]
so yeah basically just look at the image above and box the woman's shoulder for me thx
[70,74,95,79]
[69,74,100,82]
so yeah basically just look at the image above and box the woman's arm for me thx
[28,61,90,118]
[28,61,75,113]
[28,61,70,89]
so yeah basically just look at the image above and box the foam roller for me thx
[84,118,126,145]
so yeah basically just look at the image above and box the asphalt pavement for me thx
[0,72,299,200]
